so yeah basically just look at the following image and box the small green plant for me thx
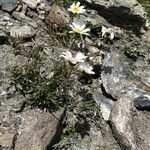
[11,59,70,110]
[124,46,140,60]
[78,98,101,124]
[138,0,150,18]
[9,31,73,111]
[9,36,22,49]
[64,124,78,139]
[53,0,73,6]
[53,124,78,149]
[13,45,45,61]
[79,99,98,111]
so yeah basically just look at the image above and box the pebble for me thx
[37,2,46,20]
[134,95,150,110]
[21,0,40,9]
[10,25,35,39]
[87,45,100,54]
[2,15,11,21]
[93,93,114,121]
[12,11,38,28]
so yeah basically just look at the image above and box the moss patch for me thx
[138,0,150,18]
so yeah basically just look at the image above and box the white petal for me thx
[81,32,90,35]
[79,63,95,74]
[66,51,72,57]
[79,9,86,13]
[89,70,95,74]
[79,63,84,69]
[69,31,74,33]
[72,22,78,28]
[69,24,75,30]
[102,26,107,31]
[110,32,115,40]
[75,52,87,62]
[67,8,72,11]
[80,24,86,30]
[70,2,75,8]
[89,66,94,71]
[76,2,80,7]
[82,28,90,32]
[101,26,108,36]
[70,59,77,64]
[80,6,85,9]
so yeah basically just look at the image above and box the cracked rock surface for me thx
[0,0,150,150]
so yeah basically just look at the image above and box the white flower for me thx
[79,63,95,74]
[60,51,87,64]
[68,2,86,14]
[101,26,115,40]
[109,32,115,40]
[69,22,90,35]
[101,26,108,37]
[60,51,76,64]
[74,52,87,63]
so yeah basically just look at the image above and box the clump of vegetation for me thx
[124,38,141,60]
[53,124,79,149]
[53,0,74,6]
[53,92,101,149]
[138,0,150,18]
[78,97,101,129]
[10,42,71,110]
[124,46,140,60]
[11,60,69,110]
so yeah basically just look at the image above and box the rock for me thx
[101,50,133,99]
[93,92,114,121]
[134,95,150,110]
[84,0,145,18]
[15,108,65,150]
[65,86,121,150]
[0,14,14,28]
[84,0,146,34]
[45,5,70,28]
[10,25,35,39]
[86,45,100,54]
[21,0,40,9]
[0,0,17,12]
[0,132,15,149]
[110,93,137,150]
[101,49,150,149]
[70,124,121,150]
[0,40,66,150]
[12,11,38,28]
[37,2,46,20]
[2,15,11,21]
[132,108,150,150]
[0,106,65,150]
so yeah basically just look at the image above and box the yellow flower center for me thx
[74,28,82,34]
[84,68,89,73]
[73,6,80,12]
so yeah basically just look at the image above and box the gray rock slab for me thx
[15,109,65,150]
[21,0,39,9]
[0,0,17,12]
[101,48,150,149]
[10,25,35,39]
[84,0,147,34]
